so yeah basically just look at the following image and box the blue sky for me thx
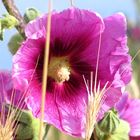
[0,0,137,69]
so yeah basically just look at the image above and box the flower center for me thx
[48,57,71,83]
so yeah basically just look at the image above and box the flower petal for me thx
[119,98,140,136]
[95,13,132,119]
[102,13,131,87]
[27,78,87,137]
[0,71,27,109]
[130,136,140,140]
[115,93,128,115]
[12,37,45,90]
[98,87,122,120]
[25,8,104,39]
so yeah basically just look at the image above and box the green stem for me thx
[43,124,51,140]
[2,0,26,38]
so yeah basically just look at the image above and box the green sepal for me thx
[8,33,24,55]
[24,8,40,23]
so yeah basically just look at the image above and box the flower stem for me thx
[43,124,50,140]
[2,0,26,38]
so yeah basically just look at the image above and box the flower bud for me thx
[24,8,40,23]
[94,109,130,140]
[97,109,120,134]
[8,33,24,55]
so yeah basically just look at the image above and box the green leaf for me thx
[0,14,19,41]
[0,14,19,29]
[16,123,33,140]
[15,110,46,140]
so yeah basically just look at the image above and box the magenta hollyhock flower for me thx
[13,8,131,137]
[116,94,140,140]
[0,70,26,110]
[131,26,140,41]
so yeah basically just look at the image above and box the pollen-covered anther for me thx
[48,57,71,83]
[56,67,70,83]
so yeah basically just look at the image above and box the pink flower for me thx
[0,70,26,110]
[116,94,140,140]
[13,8,131,137]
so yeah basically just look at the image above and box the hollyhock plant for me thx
[13,8,131,137]
[116,93,140,140]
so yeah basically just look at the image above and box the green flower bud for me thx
[97,109,120,134]
[94,109,130,140]
[8,33,24,55]
[24,8,40,23]
[0,14,19,29]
